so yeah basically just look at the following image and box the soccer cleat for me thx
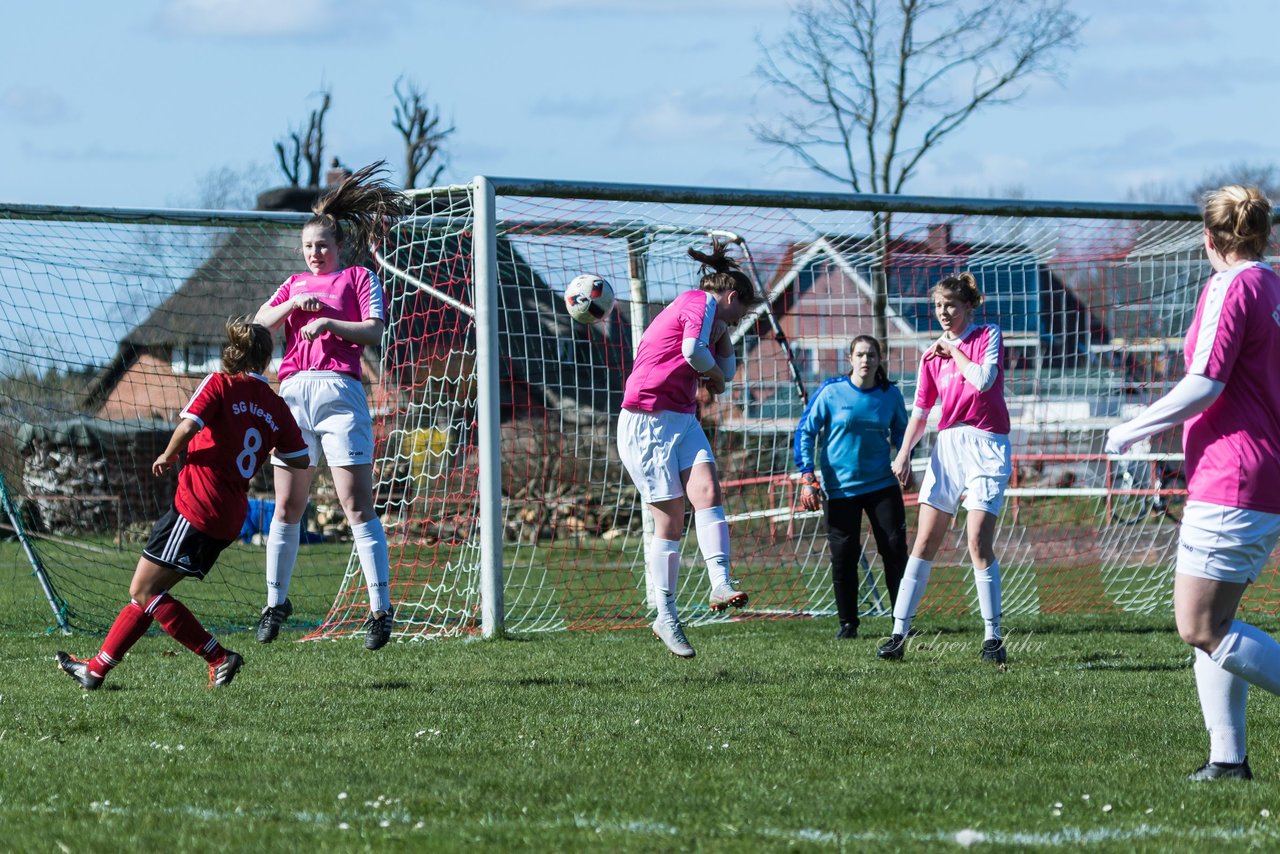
[835,622,859,640]
[209,651,244,688]
[876,634,906,660]
[56,651,104,690]
[364,608,394,651]
[652,618,696,659]
[980,638,1008,664]
[255,599,293,644]
[1188,758,1254,781]
[708,582,748,612]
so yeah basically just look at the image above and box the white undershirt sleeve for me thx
[1105,373,1225,454]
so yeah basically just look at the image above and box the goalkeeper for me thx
[794,335,909,640]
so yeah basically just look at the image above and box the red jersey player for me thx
[56,319,309,690]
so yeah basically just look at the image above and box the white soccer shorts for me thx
[916,424,1012,516]
[1176,501,1280,584]
[617,409,715,504]
[274,371,374,468]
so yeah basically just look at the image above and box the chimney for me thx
[325,157,352,187]
[927,223,952,256]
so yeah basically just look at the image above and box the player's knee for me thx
[1176,619,1223,653]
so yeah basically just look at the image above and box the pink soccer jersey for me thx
[269,266,385,382]
[1182,261,1280,513]
[912,323,1010,435]
[622,290,718,414]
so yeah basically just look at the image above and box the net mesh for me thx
[2,187,1277,638]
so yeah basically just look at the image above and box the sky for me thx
[2,0,1277,210]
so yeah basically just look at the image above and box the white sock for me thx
[892,556,932,637]
[694,506,731,589]
[974,561,1002,641]
[265,518,300,607]
[352,518,391,613]
[1194,648,1248,765]
[648,537,680,624]
[1212,620,1280,695]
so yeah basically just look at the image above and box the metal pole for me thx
[473,177,505,637]
[0,475,70,634]
[625,234,657,610]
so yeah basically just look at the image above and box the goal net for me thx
[2,184,1277,638]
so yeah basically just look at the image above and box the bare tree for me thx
[1127,161,1280,205]
[274,88,332,188]
[755,0,1082,349]
[393,77,454,189]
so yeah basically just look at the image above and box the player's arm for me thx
[951,326,1000,392]
[153,418,201,476]
[1105,374,1224,454]
[683,299,725,393]
[301,317,384,346]
[793,390,827,511]
[891,412,928,487]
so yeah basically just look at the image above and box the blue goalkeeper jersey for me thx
[794,376,908,499]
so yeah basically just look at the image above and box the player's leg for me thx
[647,495,695,657]
[684,460,745,611]
[258,462,315,642]
[332,462,394,650]
[824,497,863,638]
[886,503,951,640]
[1174,502,1280,779]
[863,484,909,611]
[1177,573,1253,779]
[317,375,393,650]
[55,554,174,690]
[616,409,693,657]
[965,509,1006,662]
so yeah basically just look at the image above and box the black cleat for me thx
[835,622,859,640]
[255,599,293,644]
[209,651,243,688]
[980,638,1007,664]
[364,608,394,651]
[1188,758,1253,781]
[56,651,104,690]
[877,634,906,660]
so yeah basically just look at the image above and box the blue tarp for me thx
[240,498,324,544]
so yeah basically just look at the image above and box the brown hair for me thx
[1202,185,1272,260]
[930,270,983,308]
[306,160,406,252]
[222,317,274,375]
[849,334,891,388]
[687,238,762,308]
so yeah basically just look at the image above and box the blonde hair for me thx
[1202,185,1272,260]
[306,160,406,252]
[687,238,762,308]
[930,270,983,308]
[222,317,274,375]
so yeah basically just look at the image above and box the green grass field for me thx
[6,542,1280,854]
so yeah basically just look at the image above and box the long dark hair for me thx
[687,238,762,307]
[849,334,891,389]
[222,317,274,375]
[306,160,406,252]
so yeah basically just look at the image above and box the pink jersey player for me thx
[1106,186,1280,781]
[252,162,406,650]
[617,240,761,659]
[880,271,1013,665]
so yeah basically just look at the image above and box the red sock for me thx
[89,601,154,676]
[145,592,225,664]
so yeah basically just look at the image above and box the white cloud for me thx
[0,86,73,125]
[156,0,348,38]
[618,92,750,145]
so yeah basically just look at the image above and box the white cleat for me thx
[708,582,748,612]
[652,618,696,658]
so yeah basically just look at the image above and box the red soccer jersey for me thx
[175,372,309,540]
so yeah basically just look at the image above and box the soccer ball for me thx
[564,274,615,324]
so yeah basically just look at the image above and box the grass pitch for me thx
[5,596,1280,851]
